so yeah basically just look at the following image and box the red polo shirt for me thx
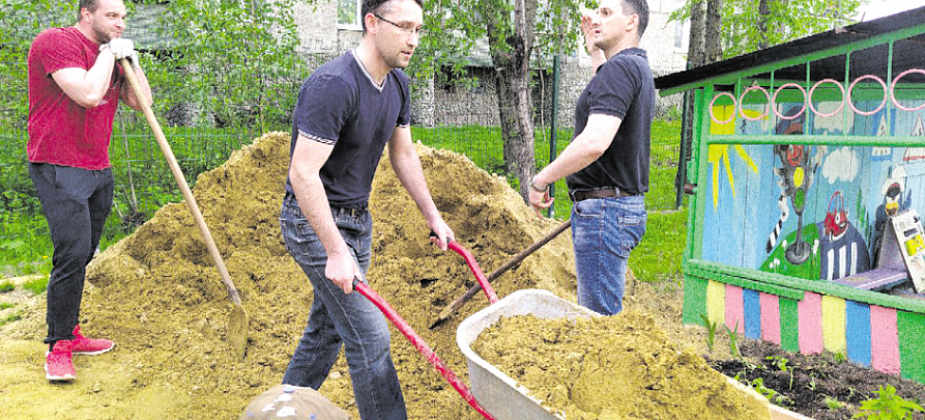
[27,27,123,170]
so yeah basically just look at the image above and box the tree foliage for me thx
[670,0,865,60]
[0,0,309,132]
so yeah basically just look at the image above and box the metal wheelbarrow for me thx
[454,289,816,420]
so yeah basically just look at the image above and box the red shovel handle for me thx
[352,279,497,420]
[430,233,500,304]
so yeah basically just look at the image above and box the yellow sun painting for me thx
[708,105,760,208]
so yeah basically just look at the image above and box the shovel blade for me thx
[228,304,248,360]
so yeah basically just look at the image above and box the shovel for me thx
[120,58,248,359]
[429,219,571,329]
[352,278,497,419]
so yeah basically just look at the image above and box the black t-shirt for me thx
[285,50,411,207]
[566,47,654,196]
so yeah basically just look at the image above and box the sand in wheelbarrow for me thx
[0,131,578,420]
[473,312,772,420]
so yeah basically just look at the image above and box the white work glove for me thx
[101,38,137,63]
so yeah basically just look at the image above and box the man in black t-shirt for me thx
[278,0,454,418]
[529,0,654,316]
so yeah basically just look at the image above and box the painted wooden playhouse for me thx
[654,6,925,383]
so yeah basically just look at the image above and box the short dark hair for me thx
[77,0,99,21]
[361,0,424,32]
[621,0,649,39]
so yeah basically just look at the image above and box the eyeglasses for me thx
[374,13,426,37]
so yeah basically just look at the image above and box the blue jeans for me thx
[571,195,646,315]
[279,194,406,420]
[29,163,114,344]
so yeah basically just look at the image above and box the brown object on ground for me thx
[430,219,572,329]
[472,312,773,420]
[120,58,248,359]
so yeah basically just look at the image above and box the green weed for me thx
[751,377,792,406]
[854,385,925,420]
[766,356,794,390]
[725,321,741,360]
[0,311,22,326]
[824,396,845,410]
[0,281,13,293]
[0,302,13,309]
[700,313,717,353]
[22,276,48,295]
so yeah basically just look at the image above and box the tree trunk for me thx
[705,0,723,63]
[485,0,537,202]
[689,0,705,67]
[758,0,772,49]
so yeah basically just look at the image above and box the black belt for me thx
[332,205,368,217]
[285,192,368,216]
[569,187,638,202]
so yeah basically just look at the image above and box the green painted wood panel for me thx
[898,311,925,383]
[683,275,709,326]
[781,298,800,353]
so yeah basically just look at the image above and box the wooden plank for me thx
[781,298,800,352]
[871,305,901,375]
[845,300,872,367]
[682,276,709,325]
[725,284,745,334]
[798,292,824,354]
[822,295,847,355]
[760,292,782,345]
[744,288,762,340]
[898,311,925,383]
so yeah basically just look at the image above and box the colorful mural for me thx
[701,98,924,284]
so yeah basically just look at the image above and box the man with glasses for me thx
[279,0,452,418]
[529,0,653,316]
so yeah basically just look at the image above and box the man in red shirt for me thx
[27,0,153,382]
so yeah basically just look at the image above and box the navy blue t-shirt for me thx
[285,50,411,207]
[566,47,655,195]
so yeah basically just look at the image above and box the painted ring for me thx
[738,85,771,121]
[772,83,807,120]
[891,69,925,112]
[808,79,845,118]
[848,74,888,116]
[709,92,737,125]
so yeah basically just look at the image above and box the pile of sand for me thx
[473,312,772,420]
[6,132,575,419]
[2,132,757,419]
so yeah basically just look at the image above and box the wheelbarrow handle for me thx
[429,232,499,304]
[351,278,497,420]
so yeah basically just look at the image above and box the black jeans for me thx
[29,163,114,344]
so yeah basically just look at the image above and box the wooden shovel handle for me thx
[120,58,242,306]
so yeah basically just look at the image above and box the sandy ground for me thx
[0,133,729,420]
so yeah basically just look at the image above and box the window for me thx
[674,19,690,52]
[338,0,361,29]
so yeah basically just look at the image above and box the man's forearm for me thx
[534,134,606,187]
[390,147,440,223]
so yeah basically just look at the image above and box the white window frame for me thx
[338,0,363,30]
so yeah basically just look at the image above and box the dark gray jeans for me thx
[29,163,113,344]
[279,193,407,420]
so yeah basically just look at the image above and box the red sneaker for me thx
[45,340,76,382]
[71,325,115,355]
